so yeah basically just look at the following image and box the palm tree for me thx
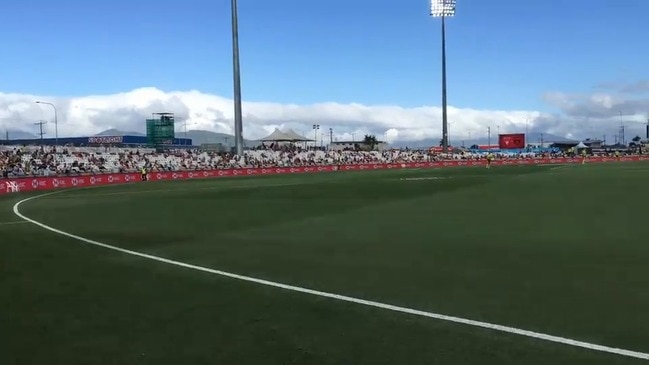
[363,134,378,150]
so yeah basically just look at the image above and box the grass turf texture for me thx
[1,163,648,364]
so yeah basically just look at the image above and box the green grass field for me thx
[2,163,648,364]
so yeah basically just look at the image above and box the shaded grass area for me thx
[2,164,648,364]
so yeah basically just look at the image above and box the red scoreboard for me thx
[498,133,526,149]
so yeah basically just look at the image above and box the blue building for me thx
[0,135,192,147]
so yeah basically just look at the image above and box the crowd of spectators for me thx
[0,144,638,179]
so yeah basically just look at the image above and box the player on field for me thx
[486,153,494,169]
[615,150,621,161]
[141,166,148,181]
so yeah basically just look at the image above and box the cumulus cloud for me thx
[0,87,647,144]
[594,80,649,95]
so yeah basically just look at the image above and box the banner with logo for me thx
[499,133,526,149]
[1,156,646,195]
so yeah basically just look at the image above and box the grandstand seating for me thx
[0,144,574,178]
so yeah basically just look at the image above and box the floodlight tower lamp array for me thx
[429,0,456,153]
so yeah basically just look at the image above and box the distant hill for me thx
[3,130,38,140]
[184,130,260,147]
[393,132,571,148]
[94,129,260,147]
[95,129,145,137]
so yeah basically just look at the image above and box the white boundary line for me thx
[11,192,649,360]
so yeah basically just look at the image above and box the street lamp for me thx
[312,124,320,149]
[430,0,456,153]
[231,0,244,156]
[35,101,58,145]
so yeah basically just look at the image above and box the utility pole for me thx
[312,124,320,149]
[34,121,47,141]
[617,125,626,144]
[487,126,491,148]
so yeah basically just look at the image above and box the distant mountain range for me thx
[2,130,38,140]
[7,128,572,147]
[394,132,572,148]
[95,129,261,147]
[95,129,144,137]
[183,130,260,147]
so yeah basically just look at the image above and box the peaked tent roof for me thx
[576,141,588,148]
[260,128,292,142]
[283,129,312,141]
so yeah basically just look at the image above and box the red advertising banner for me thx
[1,156,647,195]
[499,133,526,149]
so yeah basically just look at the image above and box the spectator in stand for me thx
[0,144,640,179]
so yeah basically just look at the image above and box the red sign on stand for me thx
[499,133,526,149]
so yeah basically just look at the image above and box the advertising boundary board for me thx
[1,156,647,195]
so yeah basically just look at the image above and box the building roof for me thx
[260,128,312,142]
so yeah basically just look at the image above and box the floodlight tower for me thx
[231,0,244,156]
[430,0,456,153]
[312,124,320,149]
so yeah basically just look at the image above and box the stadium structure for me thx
[1,112,192,147]
[0,135,192,147]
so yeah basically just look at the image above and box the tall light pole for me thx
[312,124,320,149]
[231,0,244,156]
[35,101,58,145]
[175,119,196,146]
[487,126,491,148]
[430,0,456,153]
[184,122,198,146]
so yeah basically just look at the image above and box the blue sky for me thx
[0,0,647,125]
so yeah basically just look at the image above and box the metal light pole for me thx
[487,126,491,148]
[35,101,58,145]
[430,0,456,153]
[312,124,320,149]
[231,0,244,156]
[183,121,197,146]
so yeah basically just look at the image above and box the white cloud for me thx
[0,87,647,144]
[541,88,649,140]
